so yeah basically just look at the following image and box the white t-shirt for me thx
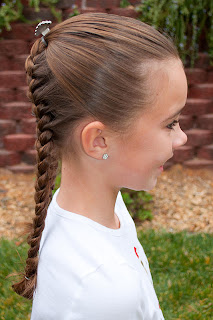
[31,188,164,320]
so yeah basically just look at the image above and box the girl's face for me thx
[109,59,188,191]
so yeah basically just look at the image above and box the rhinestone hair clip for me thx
[35,20,52,47]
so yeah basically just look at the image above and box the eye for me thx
[166,120,179,130]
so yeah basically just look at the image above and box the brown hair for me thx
[11,12,179,299]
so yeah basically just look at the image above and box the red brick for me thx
[15,86,29,102]
[207,71,213,82]
[21,0,29,6]
[87,0,120,8]
[85,0,102,7]
[79,7,107,13]
[197,144,213,160]
[184,129,213,147]
[4,134,35,151]
[0,23,35,41]
[11,55,28,71]
[20,118,36,134]
[6,162,35,173]
[207,65,213,72]
[56,0,77,9]
[194,53,211,68]
[75,0,83,6]
[108,8,140,17]
[195,114,213,130]
[22,8,56,21]
[125,0,141,4]
[0,120,16,137]
[62,8,74,19]
[0,71,26,88]
[0,88,16,103]
[0,102,32,120]
[173,146,194,162]
[63,7,105,18]
[0,149,21,167]
[207,101,213,113]
[0,56,11,71]
[22,149,37,165]
[182,98,212,116]
[179,115,194,130]
[183,157,213,170]
[185,68,207,85]
[0,40,29,57]
[188,83,213,99]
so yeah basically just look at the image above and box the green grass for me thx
[0,238,31,319]
[0,230,212,319]
[138,230,213,320]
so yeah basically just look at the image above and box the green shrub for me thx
[122,189,154,223]
[135,0,213,67]
[0,0,61,33]
[120,0,131,8]
[0,0,24,32]
[29,0,62,22]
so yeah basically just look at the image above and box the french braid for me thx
[12,38,59,300]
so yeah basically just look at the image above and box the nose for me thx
[172,128,188,150]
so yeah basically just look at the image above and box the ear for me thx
[81,121,108,160]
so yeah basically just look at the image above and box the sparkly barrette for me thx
[35,20,52,47]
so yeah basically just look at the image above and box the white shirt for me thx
[31,188,165,320]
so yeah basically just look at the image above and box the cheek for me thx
[135,130,172,166]
[118,136,153,169]
[110,133,168,190]
[115,128,171,168]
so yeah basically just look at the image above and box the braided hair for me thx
[10,12,180,300]
[11,39,59,299]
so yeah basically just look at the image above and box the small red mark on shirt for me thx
[159,303,161,309]
[134,247,139,258]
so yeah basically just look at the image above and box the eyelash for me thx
[167,120,179,130]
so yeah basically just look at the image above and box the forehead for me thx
[141,59,188,123]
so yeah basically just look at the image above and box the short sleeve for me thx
[69,262,142,320]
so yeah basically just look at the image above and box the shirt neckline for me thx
[50,188,126,236]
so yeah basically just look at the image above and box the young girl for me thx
[12,12,187,319]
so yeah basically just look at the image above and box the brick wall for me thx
[0,0,213,173]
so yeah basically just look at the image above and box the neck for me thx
[56,160,120,229]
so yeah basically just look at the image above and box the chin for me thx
[121,172,159,192]
[125,179,157,192]
[138,177,158,192]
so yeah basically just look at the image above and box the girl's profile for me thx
[11,12,187,319]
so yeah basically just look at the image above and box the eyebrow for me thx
[162,106,185,123]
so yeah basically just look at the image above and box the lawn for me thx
[138,230,213,319]
[0,230,212,319]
